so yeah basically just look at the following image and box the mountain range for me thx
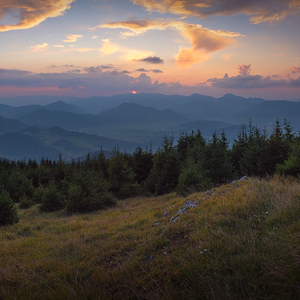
[0,93,298,161]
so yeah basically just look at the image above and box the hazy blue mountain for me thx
[173,120,243,143]
[0,101,86,119]
[174,93,266,120]
[99,103,190,124]
[0,103,41,119]
[43,101,86,114]
[230,100,300,131]
[17,109,104,130]
[72,93,184,114]
[176,120,233,132]
[0,132,58,161]
[22,126,139,158]
[0,95,82,106]
[72,92,266,120]
[0,116,27,133]
[72,93,138,114]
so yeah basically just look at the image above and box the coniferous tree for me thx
[0,191,19,225]
[108,146,138,199]
[146,136,181,195]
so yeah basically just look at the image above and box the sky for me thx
[0,0,300,101]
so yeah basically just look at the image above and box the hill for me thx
[174,93,265,120]
[99,103,189,124]
[0,116,27,133]
[0,126,139,161]
[0,101,85,119]
[175,120,242,141]
[1,176,300,299]
[17,109,104,131]
[231,100,300,129]
[43,101,86,114]
[0,95,82,106]
[72,92,265,117]
[0,132,58,161]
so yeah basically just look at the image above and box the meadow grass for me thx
[1,176,300,299]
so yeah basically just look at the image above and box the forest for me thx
[1,118,300,225]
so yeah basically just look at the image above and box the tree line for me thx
[1,119,300,225]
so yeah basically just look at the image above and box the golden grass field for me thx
[1,176,300,299]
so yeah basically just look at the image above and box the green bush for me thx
[0,191,19,226]
[19,196,35,209]
[277,142,300,176]
[40,183,65,212]
[177,162,212,196]
[66,172,117,213]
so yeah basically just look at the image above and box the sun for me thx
[131,90,137,94]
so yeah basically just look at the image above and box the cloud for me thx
[120,70,131,74]
[97,19,166,36]
[0,0,74,32]
[152,69,163,73]
[137,56,164,64]
[122,49,154,62]
[290,77,300,87]
[100,20,243,66]
[30,43,49,52]
[53,44,65,48]
[135,68,163,73]
[238,64,251,76]
[138,56,164,64]
[0,67,299,99]
[130,0,300,24]
[291,67,300,74]
[63,34,82,42]
[100,40,122,55]
[0,68,32,76]
[68,69,81,74]
[72,48,95,52]
[208,72,288,89]
[0,67,169,96]
[101,64,114,69]
[84,66,102,73]
[136,68,149,72]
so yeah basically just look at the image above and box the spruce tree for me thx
[0,191,19,226]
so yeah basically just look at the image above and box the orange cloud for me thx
[100,20,243,66]
[30,43,49,52]
[63,34,83,42]
[97,19,168,36]
[100,40,122,55]
[238,64,251,76]
[131,0,300,24]
[0,0,74,32]
[291,67,300,74]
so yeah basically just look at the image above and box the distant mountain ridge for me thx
[17,109,103,130]
[99,103,189,124]
[0,116,27,133]
[1,92,299,161]
[0,126,139,161]
[72,92,266,119]
[0,101,86,119]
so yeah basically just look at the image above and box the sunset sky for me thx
[0,0,300,100]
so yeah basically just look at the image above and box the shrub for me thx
[66,172,117,213]
[177,161,212,196]
[19,196,35,209]
[40,183,65,212]
[0,191,19,226]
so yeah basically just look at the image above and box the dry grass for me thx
[1,176,300,299]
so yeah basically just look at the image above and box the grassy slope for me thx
[1,176,300,299]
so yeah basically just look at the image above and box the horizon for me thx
[0,91,299,107]
[0,0,300,103]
